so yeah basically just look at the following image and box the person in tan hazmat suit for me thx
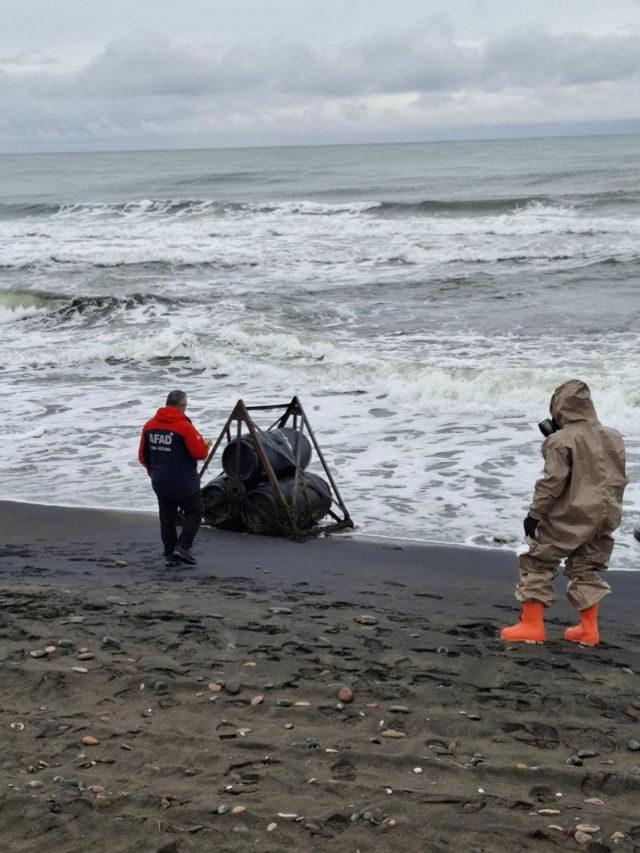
[501,380,627,645]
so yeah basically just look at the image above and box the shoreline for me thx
[0,495,520,554]
[1,499,639,625]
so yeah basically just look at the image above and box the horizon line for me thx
[1,126,639,157]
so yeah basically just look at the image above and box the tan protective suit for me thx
[517,380,627,611]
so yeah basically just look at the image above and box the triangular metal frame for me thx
[199,396,354,541]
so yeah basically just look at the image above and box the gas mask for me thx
[538,417,560,438]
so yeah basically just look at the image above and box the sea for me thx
[1,136,639,568]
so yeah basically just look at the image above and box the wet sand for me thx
[1,500,639,852]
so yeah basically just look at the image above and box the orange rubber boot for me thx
[500,603,546,643]
[564,604,599,646]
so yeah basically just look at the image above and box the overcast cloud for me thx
[1,0,639,151]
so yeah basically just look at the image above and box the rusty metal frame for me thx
[199,396,354,541]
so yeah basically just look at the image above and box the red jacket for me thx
[139,407,208,499]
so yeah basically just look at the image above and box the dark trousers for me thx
[157,490,204,556]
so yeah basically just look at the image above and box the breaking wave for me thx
[2,190,640,223]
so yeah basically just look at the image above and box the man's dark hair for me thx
[166,390,187,408]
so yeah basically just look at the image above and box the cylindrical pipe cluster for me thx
[203,427,331,537]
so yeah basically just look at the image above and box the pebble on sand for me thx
[381,730,406,739]
[45,646,56,654]
[267,822,277,832]
[584,798,605,805]
[124,665,137,675]
[78,653,94,661]
[250,695,264,706]
[107,596,128,605]
[538,809,561,815]
[338,687,353,703]
[354,615,377,625]
[232,806,246,815]
[575,831,592,844]
[30,650,46,658]
[295,701,311,708]
[72,667,88,674]
[226,680,241,695]
[611,832,625,840]
[628,739,640,751]
[82,737,99,746]
[576,825,600,833]
[208,683,222,692]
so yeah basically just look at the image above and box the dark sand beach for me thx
[1,500,639,852]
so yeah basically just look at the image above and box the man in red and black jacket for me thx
[139,390,209,567]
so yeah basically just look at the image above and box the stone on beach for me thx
[338,687,353,703]
[82,736,99,746]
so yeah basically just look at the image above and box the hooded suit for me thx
[517,380,627,611]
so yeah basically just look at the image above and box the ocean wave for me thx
[3,313,639,432]
[0,198,380,222]
[1,239,637,271]
[0,290,179,323]
[2,190,640,224]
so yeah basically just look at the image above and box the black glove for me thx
[524,515,539,539]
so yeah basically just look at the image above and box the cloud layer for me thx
[1,23,640,151]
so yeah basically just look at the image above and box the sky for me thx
[1,0,640,152]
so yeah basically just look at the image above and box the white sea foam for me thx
[1,199,639,270]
